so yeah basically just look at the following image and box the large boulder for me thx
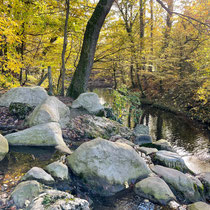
[0,134,9,161]
[134,176,176,205]
[5,122,71,154]
[71,92,104,115]
[67,138,151,196]
[153,150,189,172]
[27,189,90,210]
[66,114,132,140]
[0,86,48,107]
[45,161,69,181]
[11,180,41,208]
[21,167,55,184]
[151,165,203,204]
[28,96,70,128]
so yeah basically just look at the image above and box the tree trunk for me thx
[66,0,114,99]
[58,0,70,96]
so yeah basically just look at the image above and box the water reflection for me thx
[0,146,61,193]
[94,88,210,164]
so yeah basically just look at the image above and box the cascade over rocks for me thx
[71,92,104,115]
[0,86,48,107]
[151,165,203,204]
[67,138,151,196]
[28,96,70,128]
[0,134,9,161]
[5,122,71,154]
[66,114,132,140]
[28,189,90,210]
[134,176,176,205]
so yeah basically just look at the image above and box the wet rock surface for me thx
[153,150,189,172]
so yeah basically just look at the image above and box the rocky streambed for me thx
[0,86,209,210]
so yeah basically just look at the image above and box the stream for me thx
[0,88,209,210]
[94,88,210,174]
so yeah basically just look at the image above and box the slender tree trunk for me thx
[139,0,145,54]
[66,0,114,99]
[150,0,153,54]
[57,0,70,96]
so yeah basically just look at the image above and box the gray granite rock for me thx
[153,150,189,172]
[5,122,71,154]
[28,96,70,128]
[45,161,69,181]
[187,201,210,210]
[138,147,158,155]
[27,189,90,210]
[151,165,203,204]
[0,86,48,107]
[134,176,176,205]
[71,92,104,115]
[21,167,55,184]
[67,138,151,196]
[11,180,41,208]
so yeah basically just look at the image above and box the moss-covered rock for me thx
[134,176,176,205]
[187,201,210,210]
[151,165,203,204]
[66,114,132,140]
[27,189,90,210]
[9,102,33,119]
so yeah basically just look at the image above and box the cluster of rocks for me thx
[0,87,209,210]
